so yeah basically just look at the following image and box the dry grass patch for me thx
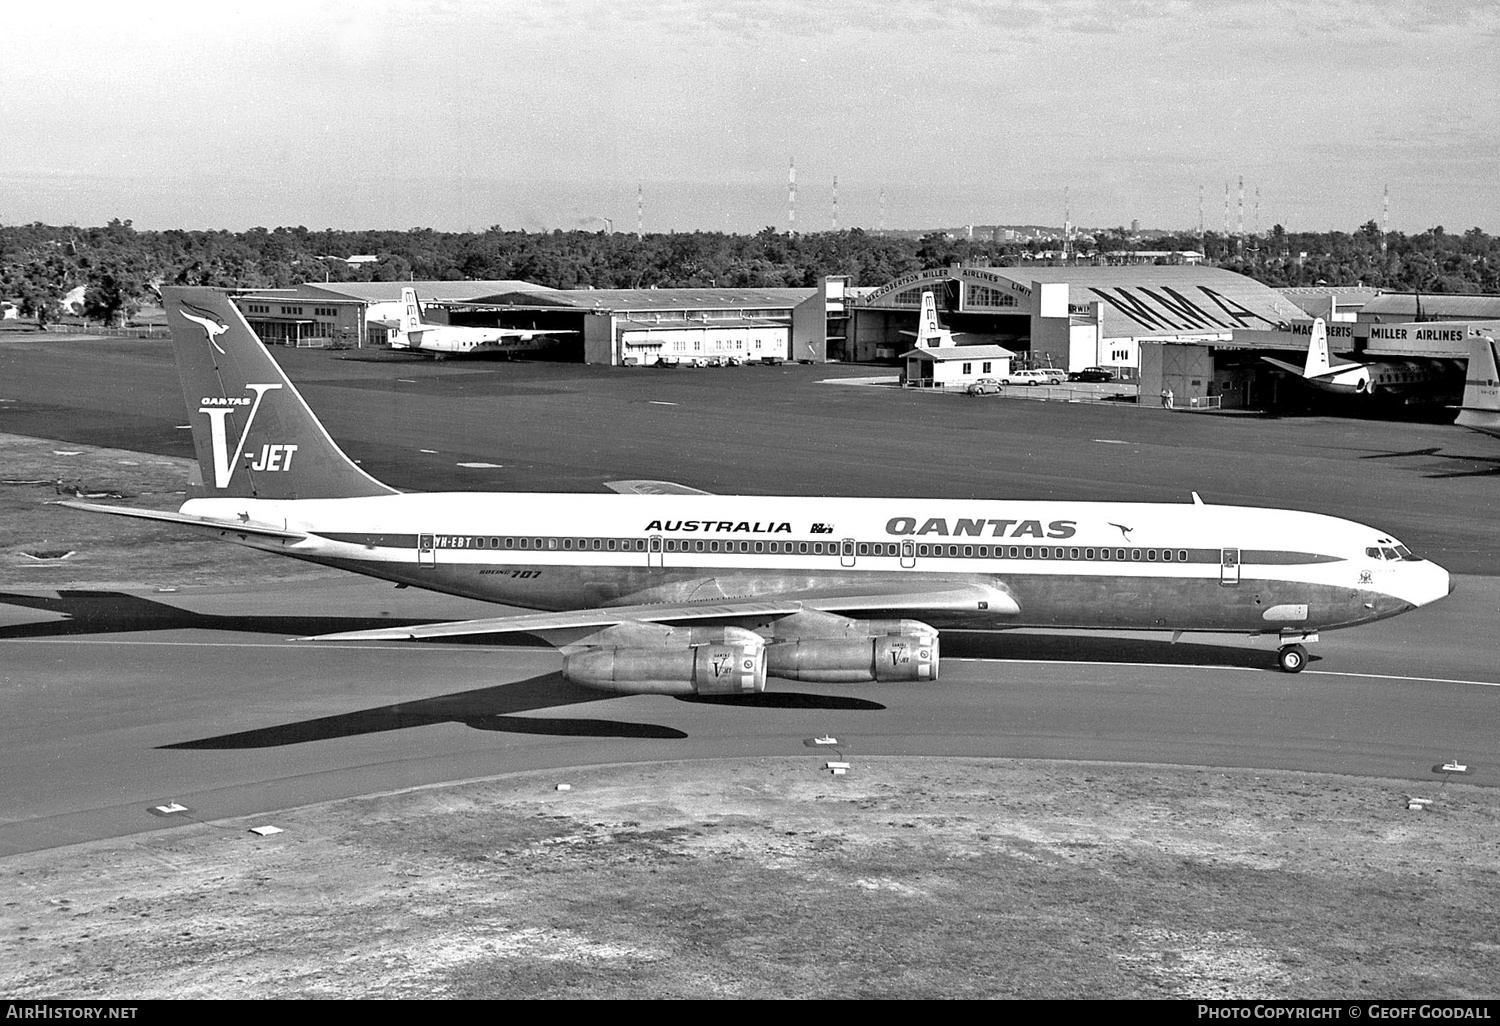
[2,760,1497,999]
[0,433,340,589]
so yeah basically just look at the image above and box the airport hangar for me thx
[227,267,1473,410]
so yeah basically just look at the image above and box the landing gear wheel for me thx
[1277,644,1308,673]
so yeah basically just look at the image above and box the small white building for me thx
[901,344,1015,388]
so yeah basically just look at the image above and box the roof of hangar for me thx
[1022,265,1312,338]
[300,281,560,304]
[465,286,817,312]
[1277,285,1382,311]
[616,317,790,331]
[1360,292,1500,320]
[864,264,1312,339]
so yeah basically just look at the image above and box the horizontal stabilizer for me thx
[56,499,307,539]
[1261,356,1308,378]
[602,479,715,495]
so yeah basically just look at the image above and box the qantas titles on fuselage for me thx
[641,517,1078,539]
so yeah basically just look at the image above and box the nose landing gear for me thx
[1275,631,1318,673]
[1277,644,1308,673]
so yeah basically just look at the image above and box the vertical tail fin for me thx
[915,290,953,347]
[163,287,398,500]
[1457,335,1500,436]
[918,291,940,344]
[400,288,423,333]
[1302,318,1332,377]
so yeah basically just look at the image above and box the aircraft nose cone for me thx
[1406,561,1452,609]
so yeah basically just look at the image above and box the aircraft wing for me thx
[470,329,574,340]
[303,579,1018,643]
[602,479,715,495]
[55,499,308,540]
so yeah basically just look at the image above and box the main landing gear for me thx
[1275,631,1318,673]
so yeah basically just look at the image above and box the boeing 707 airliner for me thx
[61,288,1452,692]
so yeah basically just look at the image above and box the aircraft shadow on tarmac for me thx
[0,590,540,644]
[1319,444,1500,479]
[160,672,886,749]
[161,673,690,748]
[1360,446,1500,480]
[944,630,1291,671]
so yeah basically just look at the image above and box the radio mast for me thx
[787,158,797,235]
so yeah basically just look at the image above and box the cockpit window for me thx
[1395,544,1416,560]
[1366,546,1384,559]
[1381,547,1400,561]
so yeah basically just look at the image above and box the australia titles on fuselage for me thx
[639,517,1076,539]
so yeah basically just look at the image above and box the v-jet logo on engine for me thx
[197,383,293,488]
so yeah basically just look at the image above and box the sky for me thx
[2,0,1497,235]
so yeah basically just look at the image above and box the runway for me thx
[2,334,1499,855]
[1,573,1495,856]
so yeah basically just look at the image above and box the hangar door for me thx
[1157,345,1214,406]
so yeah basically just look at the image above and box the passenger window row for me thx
[432,534,1199,563]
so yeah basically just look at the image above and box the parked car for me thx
[1068,366,1115,383]
[1001,368,1064,386]
[965,378,1001,395]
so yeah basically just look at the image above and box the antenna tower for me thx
[1198,183,1205,256]
[1063,186,1072,262]
[788,158,797,234]
[1381,184,1390,258]
[832,176,838,231]
[1236,176,1245,258]
[636,183,643,239]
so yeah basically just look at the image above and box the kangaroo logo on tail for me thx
[179,301,230,354]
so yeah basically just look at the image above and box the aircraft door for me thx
[900,539,915,569]
[1219,547,1240,586]
[841,538,856,568]
[648,534,664,568]
[417,533,436,569]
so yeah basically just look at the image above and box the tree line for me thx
[2,218,1496,326]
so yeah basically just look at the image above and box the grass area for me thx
[0,433,341,589]
[2,759,1496,999]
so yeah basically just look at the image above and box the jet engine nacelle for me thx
[763,614,940,683]
[561,624,767,696]
[767,634,939,683]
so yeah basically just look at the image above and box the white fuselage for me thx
[183,492,1450,635]
[391,324,539,354]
